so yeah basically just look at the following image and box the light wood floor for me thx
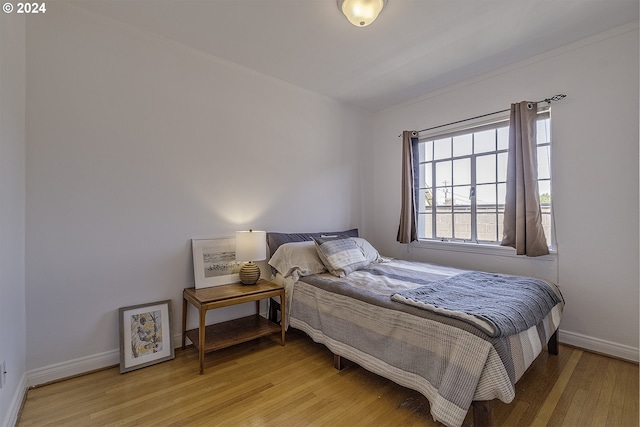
[18,329,639,427]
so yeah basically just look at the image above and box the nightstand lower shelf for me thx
[184,314,281,353]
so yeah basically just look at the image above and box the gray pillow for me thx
[267,229,358,257]
[352,237,384,264]
[313,236,369,277]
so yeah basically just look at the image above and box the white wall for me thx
[0,10,27,427]
[371,23,639,361]
[25,2,372,382]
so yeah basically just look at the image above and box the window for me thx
[416,111,552,245]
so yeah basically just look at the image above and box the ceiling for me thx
[70,0,639,112]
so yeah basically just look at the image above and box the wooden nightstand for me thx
[181,279,285,374]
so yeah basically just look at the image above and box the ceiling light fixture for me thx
[337,0,387,27]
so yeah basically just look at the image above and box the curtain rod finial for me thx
[545,94,567,103]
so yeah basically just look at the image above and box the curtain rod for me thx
[399,94,566,137]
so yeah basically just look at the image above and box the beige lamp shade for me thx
[236,230,266,285]
[338,0,386,27]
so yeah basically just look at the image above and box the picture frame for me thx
[119,300,175,374]
[192,237,242,289]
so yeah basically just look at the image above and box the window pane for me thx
[453,134,472,157]
[538,180,551,205]
[435,161,452,188]
[497,183,506,211]
[419,213,432,239]
[452,158,471,186]
[454,213,471,240]
[422,162,433,188]
[537,146,551,179]
[498,213,504,242]
[477,213,498,241]
[474,129,496,153]
[497,152,508,182]
[537,118,550,144]
[497,126,509,150]
[453,185,472,207]
[425,187,434,208]
[417,188,429,211]
[538,184,551,246]
[476,154,496,184]
[436,214,452,238]
[541,212,551,244]
[434,138,451,160]
[436,187,453,206]
[476,184,497,206]
[423,140,433,161]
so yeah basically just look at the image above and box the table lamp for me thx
[235,230,267,285]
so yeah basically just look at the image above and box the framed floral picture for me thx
[192,237,242,289]
[119,300,174,373]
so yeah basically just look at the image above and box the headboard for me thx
[266,228,359,258]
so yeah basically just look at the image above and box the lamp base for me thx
[239,262,260,285]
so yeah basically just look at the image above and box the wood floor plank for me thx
[545,368,581,426]
[561,387,588,426]
[530,348,582,426]
[17,330,638,427]
[498,400,529,427]
[577,356,611,427]
[591,359,618,426]
[604,359,629,427]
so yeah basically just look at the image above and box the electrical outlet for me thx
[0,360,5,389]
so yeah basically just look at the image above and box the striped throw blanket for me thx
[391,271,563,337]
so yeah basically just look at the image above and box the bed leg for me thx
[471,401,493,427]
[333,354,345,371]
[548,329,559,355]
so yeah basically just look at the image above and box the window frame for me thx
[414,108,554,251]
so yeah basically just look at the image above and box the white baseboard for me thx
[26,332,185,388]
[1,373,26,427]
[559,329,639,362]
[26,349,120,388]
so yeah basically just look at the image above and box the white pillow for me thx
[268,241,327,280]
[352,237,383,264]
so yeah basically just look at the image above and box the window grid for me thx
[417,116,551,245]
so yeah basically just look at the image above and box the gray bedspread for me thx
[391,271,563,337]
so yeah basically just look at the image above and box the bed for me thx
[266,230,564,427]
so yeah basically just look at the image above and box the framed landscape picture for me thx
[119,300,174,374]
[192,237,242,289]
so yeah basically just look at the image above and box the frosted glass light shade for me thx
[338,0,386,27]
[235,230,267,262]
